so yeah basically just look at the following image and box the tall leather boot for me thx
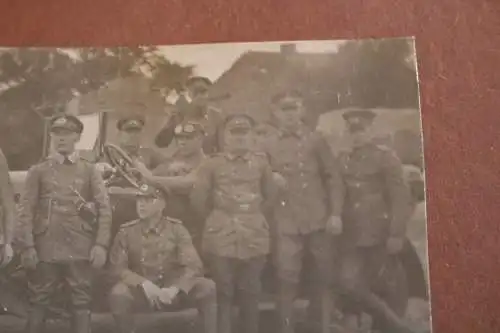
[72,309,91,333]
[239,291,260,333]
[217,298,233,333]
[358,292,415,333]
[196,289,217,333]
[307,287,337,333]
[276,283,297,333]
[25,306,46,333]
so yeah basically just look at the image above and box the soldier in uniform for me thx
[155,76,222,155]
[100,114,167,232]
[115,114,166,170]
[18,114,112,333]
[337,109,415,333]
[267,90,345,333]
[137,121,207,252]
[0,148,15,268]
[191,114,279,333]
[108,185,216,333]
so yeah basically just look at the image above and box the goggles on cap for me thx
[174,123,199,136]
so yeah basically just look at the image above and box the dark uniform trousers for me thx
[191,151,277,333]
[267,128,345,333]
[274,230,336,333]
[108,277,216,333]
[338,244,409,333]
[208,255,266,333]
[337,143,413,332]
[29,261,93,309]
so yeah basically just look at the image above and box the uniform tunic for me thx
[109,216,203,292]
[337,144,413,323]
[191,151,278,259]
[108,216,217,333]
[152,152,205,250]
[19,153,112,262]
[338,144,412,247]
[267,127,345,235]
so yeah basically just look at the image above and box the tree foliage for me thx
[334,38,419,109]
[0,47,193,170]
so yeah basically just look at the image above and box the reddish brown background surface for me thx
[0,0,499,331]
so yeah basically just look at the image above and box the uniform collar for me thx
[142,214,165,235]
[279,124,308,138]
[50,152,78,164]
[173,149,205,163]
[225,151,251,161]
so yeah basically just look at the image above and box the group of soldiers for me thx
[0,77,422,333]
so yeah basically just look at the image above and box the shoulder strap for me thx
[165,216,182,224]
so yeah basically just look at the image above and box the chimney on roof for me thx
[280,43,297,55]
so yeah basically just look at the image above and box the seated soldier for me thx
[107,185,216,333]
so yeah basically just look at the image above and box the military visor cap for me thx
[117,115,145,132]
[342,109,376,132]
[270,89,304,104]
[174,122,204,137]
[135,184,167,200]
[50,115,84,134]
[224,114,255,131]
[342,108,376,122]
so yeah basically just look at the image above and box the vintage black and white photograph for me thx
[0,38,430,333]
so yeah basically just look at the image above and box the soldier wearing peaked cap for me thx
[18,114,112,333]
[136,121,207,252]
[98,114,167,230]
[50,114,85,133]
[114,114,166,170]
[337,108,416,333]
[107,183,216,333]
[191,113,280,333]
[267,89,345,333]
[155,76,222,155]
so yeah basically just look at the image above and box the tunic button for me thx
[354,203,360,209]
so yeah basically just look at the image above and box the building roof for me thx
[208,44,347,124]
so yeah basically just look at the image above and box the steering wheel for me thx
[103,143,144,189]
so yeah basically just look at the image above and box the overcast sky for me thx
[159,40,344,82]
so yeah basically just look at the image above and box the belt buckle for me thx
[239,204,250,211]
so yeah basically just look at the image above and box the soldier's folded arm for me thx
[316,134,345,217]
[189,159,214,218]
[108,230,147,288]
[383,149,412,239]
[18,164,42,250]
[89,165,113,249]
[173,222,204,293]
[0,149,15,245]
